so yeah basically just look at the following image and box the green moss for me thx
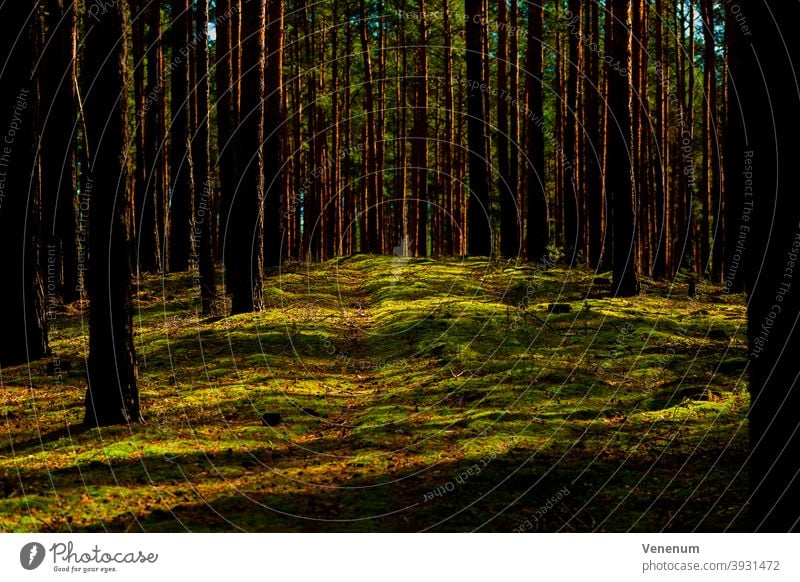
[0,256,749,532]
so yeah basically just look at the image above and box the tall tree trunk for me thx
[169,0,195,272]
[442,0,455,257]
[0,4,49,365]
[82,4,142,426]
[700,0,722,283]
[132,1,148,273]
[744,0,800,532]
[194,0,217,314]
[497,0,517,257]
[584,0,603,269]
[412,0,429,257]
[139,1,164,274]
[264,0,286,267]
[508,0,520,259]
[525,0,548,261]
[227,0,266,313]
[217,0,238,287]
[359,0,379,254]
[329,0,341,257]
[652,0,667,279]
[564,0,581,263]
[41,0,80,303]
[722,0,746,293]
[465,0,490,256]
[607,0,639,297]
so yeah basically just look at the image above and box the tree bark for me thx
[497,0,518,257]
[263,0,286,268]
[168,0,195,272]
[227,0,266,313]
[41,0,80,303]
[564,0,581,263]
[744,0,800,532]
[82,3,142,426]
[0,4,49,366]
[411,0,429,257]
[194,0,217,314]
[525,0,548,261]
[465,0,491,256]
[606,0,639,297]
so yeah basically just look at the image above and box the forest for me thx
[0,0,799,533]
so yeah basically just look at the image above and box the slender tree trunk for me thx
[194,0,217,314]
[227,0,266,313]
[359,0,379,253]
[132,0,147,273]
[217,0,238,287]
[651,0,667,279]
[583,0,602,269]
[508,0,520,260]
[169,0,195,272]
[525,1,548,261]
[700,0,722,284]
[329,0,341,257]
[607,0,639,296]
[264,0,286,267]
[82,4,142,426]
[465,0,491,256]
[412,0,429,257]
[138,1,163,274]
[442,0,455,257]
[564,0,581,263]
[497,0,517,257]
[41,0,80,303]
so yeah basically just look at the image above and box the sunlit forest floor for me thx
[1,255,750,531]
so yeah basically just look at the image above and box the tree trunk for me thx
[138,1,164,274]
[744,0,800,531]
[82,4,142,426]
[564,0,581,264]
[583,0,603,269]
[0,4,49,366]
[465,0,490,256]
[41,0,80,303]
[168,0,195,272]
[606,0,639,297]
[359,0,379,254]
[412,0,429,257]
[497,0,517,257]
[508,0,520,259]
[651,0,667,279]
[194,0,217,314]
[227,0,266,313]
[525,0,548,261]
[217,0,238,285]
[132,1,148,274]
[264,0,286,267]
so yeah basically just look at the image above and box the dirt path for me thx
[303,261,381,441]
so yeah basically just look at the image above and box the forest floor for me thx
[0,255,751,532]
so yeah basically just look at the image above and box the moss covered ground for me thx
[0,255,750,531]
